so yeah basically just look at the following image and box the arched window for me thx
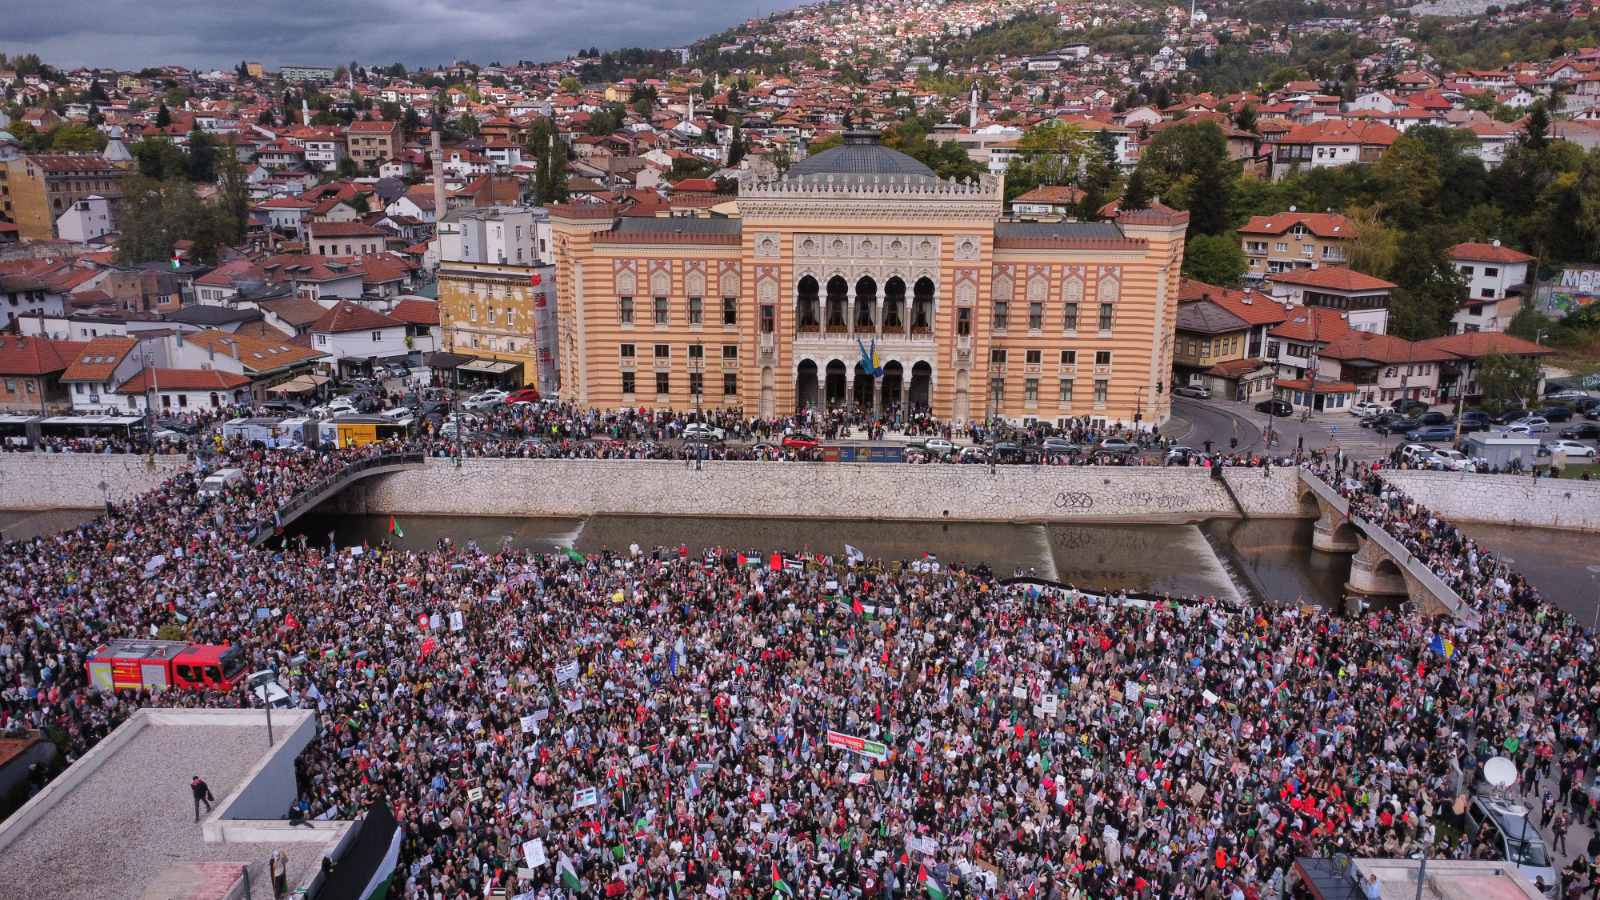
[650,270,671,297]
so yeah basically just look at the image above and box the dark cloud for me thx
[3,0,806,71]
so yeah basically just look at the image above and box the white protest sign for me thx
[450,610,465,632]
[520,714,538,734]
[555,660,580,683]
[522,838,548,868]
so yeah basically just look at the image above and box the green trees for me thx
[1127,121,1237,235]
[1181,233,1248,285]
[525,118,569,205]
[115,177,232,266]
[1475,353,1542,412]
[1003,121,1093,202]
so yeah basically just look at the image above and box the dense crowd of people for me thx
[1,441,1598,899]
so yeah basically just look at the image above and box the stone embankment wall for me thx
[335,458,1312,523]
[1381,471,1600,532]
[0,453,187,510]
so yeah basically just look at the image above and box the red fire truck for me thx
[86,639,247,693]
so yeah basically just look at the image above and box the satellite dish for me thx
[1483,756,1518,788]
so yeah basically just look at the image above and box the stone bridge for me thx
[1297,469,1480,624]
[248,452,425,546]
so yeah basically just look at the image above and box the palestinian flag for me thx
[387,515,404,539]
[564,546,585,563]
[557,853,582,893]
[771,861,795,897]
[918,864,947,900]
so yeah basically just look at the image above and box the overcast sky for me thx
[4,0,812,72]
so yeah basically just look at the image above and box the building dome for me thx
[786,131,936,180]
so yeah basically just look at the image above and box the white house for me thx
[301,134,346,172]
[55,195,115,244]
[114,367,253,413]
[437,206,541,265]
[307,222,387,257]
[309,300,409,375]
[1450,240,1533,334]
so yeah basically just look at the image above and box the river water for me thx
[5,505,1592,619]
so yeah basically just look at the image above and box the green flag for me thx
[564,547,585,563]
[771,861,794,896]
[557,853,581,893]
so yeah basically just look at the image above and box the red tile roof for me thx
[307,222,388,239]
[60,336,138,382]
[115,368,252,393]
[1450,241,1535,264]
[1269,306,1351,342]
[0,335,80,376]
[1279,120,1401,146]
[388,299,439,326]
[1276,378,1357,393]
[1417,331,1553,359]
[1317,331,1455,364]
[1180,279,1292,326]
[1268,266,1396,292]
[1237,212,1353,239]
[311,299,402,334]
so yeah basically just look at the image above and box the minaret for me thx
[688,91,695,123]
[969,84,978,128]
[430,132,446,219]
[301,97,311,126]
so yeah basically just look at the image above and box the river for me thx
[5,505,1593,620]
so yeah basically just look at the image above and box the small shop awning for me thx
[425,351,474,370]
[458,359,521,376]
[268,373,331,395]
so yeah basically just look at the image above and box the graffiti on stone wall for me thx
[1052,491,1094,510]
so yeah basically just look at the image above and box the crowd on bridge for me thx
[1,442,1599,899]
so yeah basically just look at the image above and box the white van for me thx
[198,467,245,497]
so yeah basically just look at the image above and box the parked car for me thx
[1097,437,1138,455]
[379,406,413,421]
[1349,401,1384,417]
[1559,422,1600,440]
[1399,443,1436,464]
[1509,416,1551,433]
[1416,411,1453,427]
[1492,408,1529,425]
[1405,425,1457,443]
[957,446,988,464]
[1458,411,1492,432]
[682,422,726,443]
[1375,416,1420,435]
[1573,397,1600,414]
[1545,388,1589,401]
[462,389,508,411]
[989,442,1030,464]
[1390,399,1429,416]
[1537,405,1573,422]
[1427,448,1475,471]
[1172,384,1210,399]
[1040,437,1081,455]
[1165,445,1202,464]
[258,400,303,416]
[922,438,956,457]
[1542,439,1597,459]
[1254,399,1293,417]
[1496,423,1537,436]
[781,433,819,450]
[506,388,542,404]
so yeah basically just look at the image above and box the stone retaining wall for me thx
[0,453,187,510]
[336,459,1312,523]
[1381,471,1600,532]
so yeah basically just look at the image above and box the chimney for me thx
[430,132,447,221]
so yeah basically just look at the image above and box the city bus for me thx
[38,414,149,444]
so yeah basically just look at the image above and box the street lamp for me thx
[247,669,277,747]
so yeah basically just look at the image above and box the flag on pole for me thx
[918,864,947,900]
[557,853,582,893]
[388,515,404,539]
[771,862,795,897]
[844,544,864,564]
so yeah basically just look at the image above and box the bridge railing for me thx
[251,452,425,542]
[1298,469,1479,625]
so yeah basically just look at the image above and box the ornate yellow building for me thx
[551,133,1187,426]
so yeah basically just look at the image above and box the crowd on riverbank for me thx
[1,445,1598,899]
